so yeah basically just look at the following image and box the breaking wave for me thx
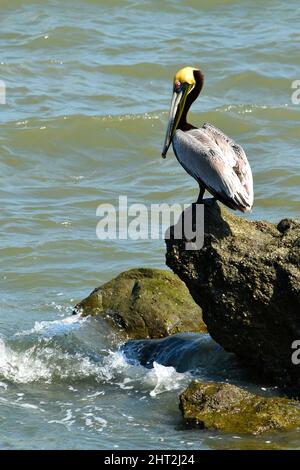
[0,315,192,397]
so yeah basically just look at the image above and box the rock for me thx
[121,332,234,373]
[165,201,300,387]
[74,268,206,339]
[179,380,300,435]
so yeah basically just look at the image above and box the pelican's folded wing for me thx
[201,122,253,208]
[173,125,253,211]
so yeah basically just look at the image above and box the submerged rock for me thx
[74,268,206,339]
[122,332,238,375]
[165,201,300,387]
[180,380,300,435]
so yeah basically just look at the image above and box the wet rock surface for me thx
[122,332,240,376]
[74,268,206,339]
[180,380,300,435]
[165,201,300,386]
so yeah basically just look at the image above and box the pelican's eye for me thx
[174,80,182,93]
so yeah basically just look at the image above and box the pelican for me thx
[162,67,253,212]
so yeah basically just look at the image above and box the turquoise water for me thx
[0,0,300,449]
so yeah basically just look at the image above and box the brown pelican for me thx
[162,67,253,212]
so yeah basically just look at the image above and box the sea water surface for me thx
[0,0,300,450]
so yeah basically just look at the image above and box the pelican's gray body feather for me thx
[172,122,253,211]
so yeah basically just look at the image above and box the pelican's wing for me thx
[202,123,253,206]
[173,123,253,211]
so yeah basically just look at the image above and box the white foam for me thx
[0,336,131,385]
[2,319,190,394]
[83,412,107,431]
[146,362,189,397]
[19,403,39,410]
[15,315,87,339]
[48,409,75,428]
[0,338,54,383]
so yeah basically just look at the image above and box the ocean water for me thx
[0,0,299,450]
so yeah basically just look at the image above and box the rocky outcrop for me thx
[74,268,206,339]
[165,201,300,387]
[180,380,300,435]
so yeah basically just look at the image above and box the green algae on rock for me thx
[180,381,300,435]
[165,201,300,387]
[74,268,206,339]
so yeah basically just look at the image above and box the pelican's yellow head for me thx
[174,66,197,87]
[162,66,200,158]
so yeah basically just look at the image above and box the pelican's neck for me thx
[178,70,204,131]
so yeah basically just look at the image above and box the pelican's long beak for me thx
[161,83,191,158]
